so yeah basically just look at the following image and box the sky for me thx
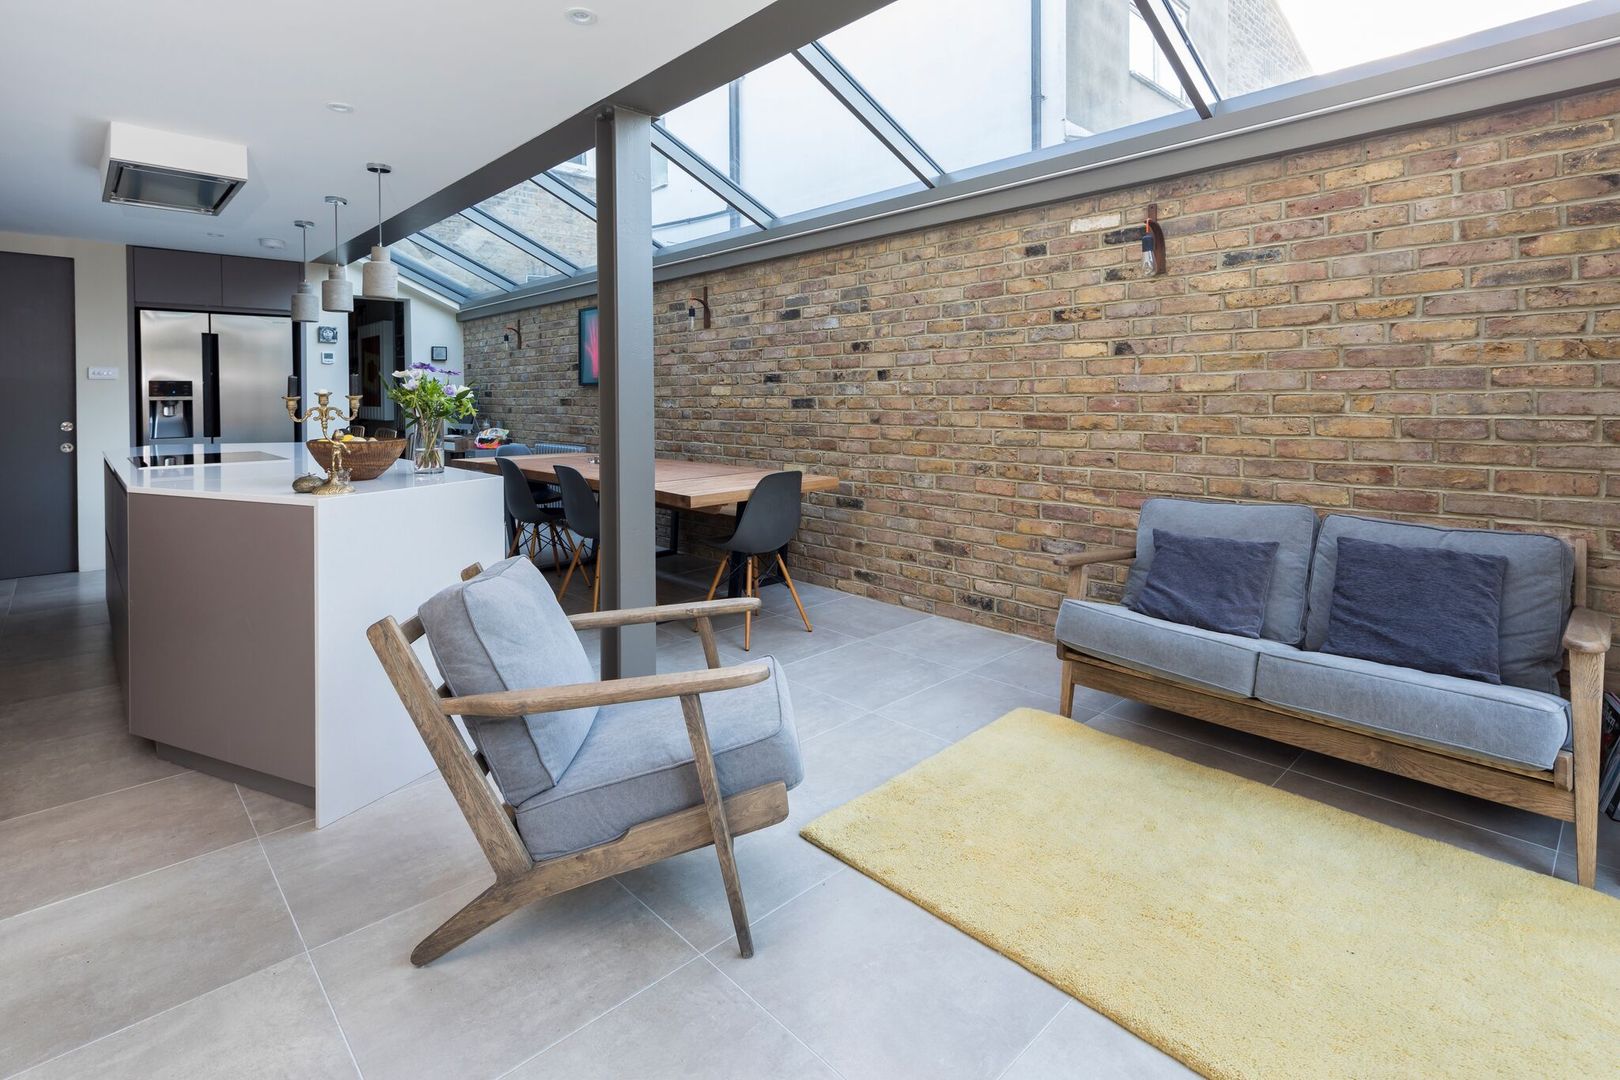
[1273,0,1583,73]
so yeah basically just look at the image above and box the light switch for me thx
[86,367,119,380]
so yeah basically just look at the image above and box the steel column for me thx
[595,105,659,678]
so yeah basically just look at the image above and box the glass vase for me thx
[411,415,446,473]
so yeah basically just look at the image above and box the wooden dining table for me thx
[451,452,839,594]
[451,452,840,510]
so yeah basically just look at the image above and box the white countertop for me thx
[106,442,497,506]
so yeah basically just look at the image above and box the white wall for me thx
[0,231,129,573]
[295,261,463,439]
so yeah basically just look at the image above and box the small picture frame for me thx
[317,325,339,344]
[430,346,448,362]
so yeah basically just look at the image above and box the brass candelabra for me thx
[284,390,363,496]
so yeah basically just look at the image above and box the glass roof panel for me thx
[549,151,598,202]
[819,0,1196,174]
[419,217,561,289]
[475,181,595,270]
[652,150,756,247]
[660,53,921,218]
[389,238,498,298]
[1180,0,1582,99]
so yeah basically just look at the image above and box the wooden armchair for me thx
[367,562,798,966]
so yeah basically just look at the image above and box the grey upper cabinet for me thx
[221,256,298,313]
[129,247,297,314]
[130,247,223,309]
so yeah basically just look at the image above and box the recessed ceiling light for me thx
[564,7,597,25]
[259,237,286,250]
[325,101,355,114]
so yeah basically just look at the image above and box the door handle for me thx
[60,442,75,453]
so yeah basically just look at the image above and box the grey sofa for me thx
[1053,498,1611,888]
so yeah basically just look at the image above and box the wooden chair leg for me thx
[591,545,601,613]
[680,693,753,957]
[1571,650,1603,888]
[705,556,729,602]
[743,556,755,652]
[1059,657,1077,719]
[558,536,583,600]
[775,553,813,633]
[411,881,530,967]
[506,529,522,558]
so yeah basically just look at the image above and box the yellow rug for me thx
[800,709,1620,1079]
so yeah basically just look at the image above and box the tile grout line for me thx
[1279,769,1562,858]
[610,876,849,1079]
[992,1000,1068,1080]
[0,769,192,830]
[0,833,265,926]
[239,786,366,1080]
[698,954,851,1080]
[487,954,708,1080]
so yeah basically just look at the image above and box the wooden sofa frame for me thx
[367,563,788,966]
[1054,537,1612,888]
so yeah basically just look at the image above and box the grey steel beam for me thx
[1133,0,1214,119]
[595,105,659,679]
[458,9,1620,321]
[793,43,943,185]
[460,207,580,275]
[651,125,775,227]
[330,0,892,262]
[533,172,598,219]
[408,233,520,290]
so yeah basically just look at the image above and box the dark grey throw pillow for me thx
[1320,536,1508,684]
[1125,530,1280,638]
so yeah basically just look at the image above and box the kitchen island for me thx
[105,443,503,825]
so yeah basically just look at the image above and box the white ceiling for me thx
[0,0,774,260]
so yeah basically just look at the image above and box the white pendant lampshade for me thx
[321,195,353,313]
[290,219,320,323]
[361,163,398,300]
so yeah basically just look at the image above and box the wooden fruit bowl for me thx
[306,438,406,481]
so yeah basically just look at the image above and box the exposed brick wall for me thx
[466,89,1620,679]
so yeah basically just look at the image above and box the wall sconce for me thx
[687,286,711,331]
[502,323,523,349]
[1141,202,1167,276]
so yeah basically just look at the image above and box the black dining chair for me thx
[373,426,398,439]
[498,457,571,570]
[497,443,562,508]
[703,470,812,651]
[554,464,603,612]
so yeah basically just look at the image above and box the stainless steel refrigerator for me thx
[138,310,296,447]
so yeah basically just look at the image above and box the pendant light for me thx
[361,163,398,300]
[290,220,319,323]
[321,195,354,313]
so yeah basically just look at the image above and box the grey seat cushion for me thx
[515,657,803,861]
[1056,599,1300,698]
[418,557,597,805]
[1254,649,1570,771]
[1305,515,1573,694]
[1123,498,1319,645]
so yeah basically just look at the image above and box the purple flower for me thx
[408,361,462,375]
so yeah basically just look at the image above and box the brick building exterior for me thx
[464,89,1620,681]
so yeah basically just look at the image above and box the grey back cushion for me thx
[1123,498,1319,645]
[418,557,597,804]
[1306,516,1573,695]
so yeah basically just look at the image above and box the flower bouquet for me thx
[387,363,477,473]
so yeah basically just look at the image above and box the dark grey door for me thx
[0,251,77,578]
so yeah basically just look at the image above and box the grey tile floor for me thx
[1,561,1615,1079]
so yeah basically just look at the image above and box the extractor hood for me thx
[101,121,248,216]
